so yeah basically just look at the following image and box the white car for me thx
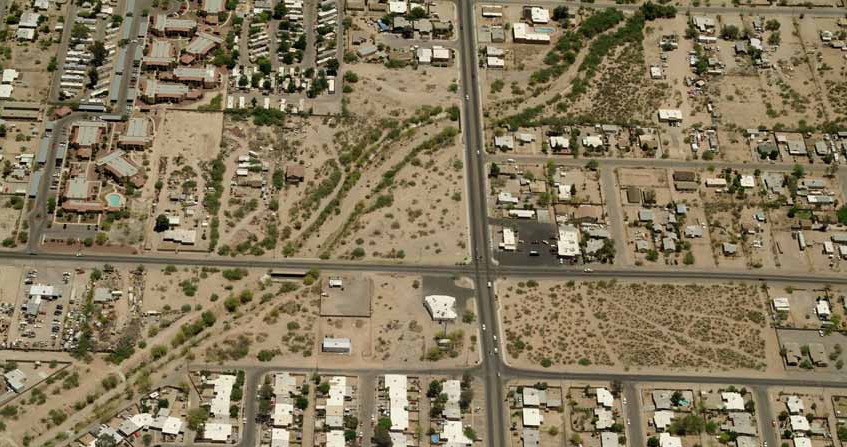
[465,94,469,100]
[583,268,593,273]
[482,324,486,331]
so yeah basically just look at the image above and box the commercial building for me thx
[423,295,458,321]
[501,227,516,251]
[557,225,580,258]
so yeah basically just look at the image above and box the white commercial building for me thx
[424,295,458,321]
[557,225,580,258]
[501,228,516,251]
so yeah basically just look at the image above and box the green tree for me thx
[427,380,443,398]
[374,426,393,447]
[154,214,169,232]
[721,24,740,40]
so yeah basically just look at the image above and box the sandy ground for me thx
[143,110,224,252]
[498,279,780,373]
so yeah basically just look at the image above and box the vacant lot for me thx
[500,279,777,372]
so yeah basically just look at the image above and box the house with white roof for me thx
[721,392,745,411]
[786,396,804,415]
[596,388,614,408]
[660,432,682,447]
[790,416,810,433]
[654,410,674,431]
[384,374,410,431]
[522,407,542,427]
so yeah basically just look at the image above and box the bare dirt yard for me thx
[499,279,780,373]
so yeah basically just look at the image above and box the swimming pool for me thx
[105,193,124,208]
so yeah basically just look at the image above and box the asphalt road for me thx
[455,0,508,445]
[624,384,644,447]
[7,250,847,285]
[754,386,780,447]
[480,0,847,17]
[489,153,845,175]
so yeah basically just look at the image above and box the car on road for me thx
[487,281,492,288]
[482,324,486,331]
[494,347,498,354]
[819,329,825,337]
[493,335,497,342]
[622,397,627,405]
[583,268,593,273]
[465,94,469,100]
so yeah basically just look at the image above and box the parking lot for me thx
[6,267,81,351]
[492,219,560,266]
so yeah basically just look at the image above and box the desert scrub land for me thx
[500,280,770,372]
[488,6,673,133]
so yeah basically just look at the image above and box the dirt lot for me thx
[499,279,779,373]
[144,110,225,253]
[316,274,479,368]
[142,268,479,370]
[279,61,467,264]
